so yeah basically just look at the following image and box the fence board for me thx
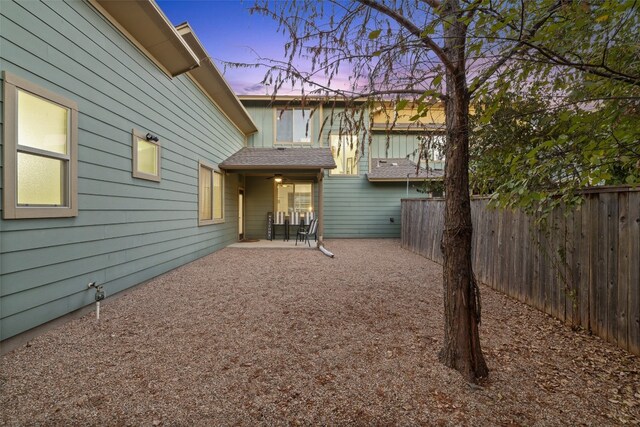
[628,192,640,354]
[480,202,490,286]
[589,196,600,336]
[596,195,609,340]
[505,209,513,295]
[490,204,498,290]
[509,210,517,297]
[541,216,551,313]
[549,209,559,319]
[514,208,523,300]
[532,217,541,311]
[401,187,640,356]
[573,206,583,328]
[617,192,629,351]
[581,201,591,331]
[566,209,577,326]
[473,204,483,282]
[606,192,619,344]
[523,213,533,305]
[555,207,566,322]
[496,209,505,294]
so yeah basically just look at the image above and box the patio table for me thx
[271,219,290,241]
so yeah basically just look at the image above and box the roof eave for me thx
[176,24,258,136]
[238,95,369,104]
[220,164,337,171]
[367,176,443,182]
[370,125,446,133]
[92,0,200,77]
[187,61,258,135]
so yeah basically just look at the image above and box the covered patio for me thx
[220,147,336,243]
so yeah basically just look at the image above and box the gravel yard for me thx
[1,239,639,426]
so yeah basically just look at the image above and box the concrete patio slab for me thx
[228,239,317,249]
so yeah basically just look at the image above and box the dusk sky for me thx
[156,0,289,94]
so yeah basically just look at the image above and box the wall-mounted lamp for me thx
[146,133,159,142]
[274,174,283,183]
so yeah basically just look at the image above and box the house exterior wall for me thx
[244,104,324,148]
[371,103,447,127]
[323,176,425,238]
[245,176,274,239]
[0,0,244,340]
[370,133,445,171]
[240,100,432,239]
[323,135,425,238]
[370,133,423,159]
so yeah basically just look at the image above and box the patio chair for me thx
[296,218,318,246]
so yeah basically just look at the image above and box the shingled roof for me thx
[367,158,444,181]
[219,147,336,170]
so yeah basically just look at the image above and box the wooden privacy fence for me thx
[401,187,640,355]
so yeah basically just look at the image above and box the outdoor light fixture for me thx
[146,133,159,142]
[274,174,283,183]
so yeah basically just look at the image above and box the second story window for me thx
[330,135,359,175]
[423,134,445,170]
[276,108,311,143]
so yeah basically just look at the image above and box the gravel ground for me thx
[1,239,639,426]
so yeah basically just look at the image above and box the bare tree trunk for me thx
[438,0,489,383]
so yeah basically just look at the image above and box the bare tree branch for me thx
[469,0,564,94]
[521,42,640,87]
[419,0,442,9]
[356,0,455,73]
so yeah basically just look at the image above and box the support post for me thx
[317,169,324,247]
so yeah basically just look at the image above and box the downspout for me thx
[317,169,324,246]
[316,169,333,257]
[407,173,411,197]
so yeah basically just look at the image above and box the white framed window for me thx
[132,130,161,182]
[198,160,224,225]
[275,182,313,215]
[2,71,78,219]
[275,108,311,143]
[423,134,446,170]
[330,135,359,175]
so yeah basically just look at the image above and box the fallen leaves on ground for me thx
[1,240,638,426]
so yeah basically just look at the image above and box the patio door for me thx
[238,188,245,240]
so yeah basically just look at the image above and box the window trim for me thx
[329,134,360,177]
[274,107,313,145]
[424,133,446,171]
[198,160,224,226]
[2,71,78,219]
[132,129,161,182]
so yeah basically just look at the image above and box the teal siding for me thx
[370,133,445,170]
[244,106,276,148]
[0,1,244,340]
[370,133,422,160]
[323,175,423,238]
[323,131,436,238]
[245,176,273,239]
[244,103,323,148]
